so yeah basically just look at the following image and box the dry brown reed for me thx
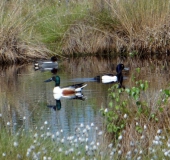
[62,21,116,55]
[62,0,170,57]
[0,0,52,64]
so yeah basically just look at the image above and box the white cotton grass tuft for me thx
[118,150,122,155]
[118,135,123,140]
[2,153,6,157]
[13,141,18,147]
[98,131,103,136]
[123,114,127,119]
[44,121,48,125]
[3,118,170,160]
[80,123,84,127]
[104,108,108,113]
[43,156,47,160]
[157,129,162,134]
[91,123,94,127]
[144,124,147,130]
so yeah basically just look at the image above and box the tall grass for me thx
[0,0,53,64]
[0,0,91,63]
[63,0,170,56]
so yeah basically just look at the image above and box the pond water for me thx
[0,56,170,140]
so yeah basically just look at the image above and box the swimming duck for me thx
[45,75,87,110]
[45,75,87,93]
[34,56,58,71]
[94,63,128,87]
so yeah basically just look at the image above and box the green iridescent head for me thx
[53,75,60,86]
[44,75,60,86]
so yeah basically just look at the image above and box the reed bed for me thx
[0,0,52,64]
[62,0,170,57]
[0,0,92,63]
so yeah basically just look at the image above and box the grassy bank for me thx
[1,0,170,63]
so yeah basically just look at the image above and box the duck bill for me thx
[44,77,53,82]
[124,67,129,71]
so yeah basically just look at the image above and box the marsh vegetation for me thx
[1,0,170,63]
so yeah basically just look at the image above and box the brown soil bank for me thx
[62,21,170,57]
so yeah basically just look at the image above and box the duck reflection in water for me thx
[45,75,87,110]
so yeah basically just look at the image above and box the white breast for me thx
[53,93,62,100]
[101,75,117,83]
[53,87,62,94]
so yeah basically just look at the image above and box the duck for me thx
[94,63,128,87]
[34,56,58,71]
[44,75,87,94]
[45,75,87,110]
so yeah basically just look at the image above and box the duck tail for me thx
[34,61,40,70]
[75,83,87,92]
[81,84,87,89]
[34,61,39,67]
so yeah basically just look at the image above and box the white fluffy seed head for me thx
[13,142,18,147]
[118,135,123,140]
[157,129,162,134]
[98,131,103,136]
[2,153,6,157]
[44,121,48,125]
[124,114,127,119]
[91,123,94,127]
[144,124,147,130]
[104,108,108,113]
[118,150,122,155]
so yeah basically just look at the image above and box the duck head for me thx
[44,75,60,86]
[116,63,129,73]
[116,64,124,74]
[51,56,58,62]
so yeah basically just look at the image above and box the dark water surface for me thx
[0,57,170,139]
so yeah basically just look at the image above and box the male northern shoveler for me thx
[34,56,58,71]
[44,75,87,94]
[45,75,87,110]
[94,63,129,87]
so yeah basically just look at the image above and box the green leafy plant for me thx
[100,78,170,138]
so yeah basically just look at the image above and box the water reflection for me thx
[0,56,170,139]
